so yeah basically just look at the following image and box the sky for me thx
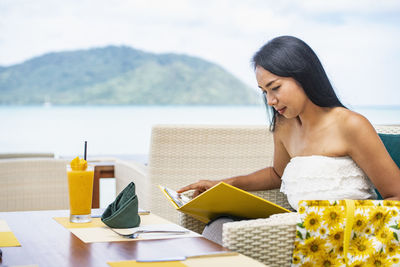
[1,0,400,106]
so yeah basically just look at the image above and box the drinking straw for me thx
[84,141,87,161]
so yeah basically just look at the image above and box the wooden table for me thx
[0,209,232,267]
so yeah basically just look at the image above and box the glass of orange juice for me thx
[67,157,94,223]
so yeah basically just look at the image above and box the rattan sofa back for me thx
[146,124,275,224]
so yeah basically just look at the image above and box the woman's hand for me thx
[177,180,219,198]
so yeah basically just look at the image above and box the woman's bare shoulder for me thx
[333,107,376,138]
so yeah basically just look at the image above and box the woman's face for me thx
[255,65,309,119]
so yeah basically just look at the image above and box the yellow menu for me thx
[159,182,291,223]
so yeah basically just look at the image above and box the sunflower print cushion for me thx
[292,200,400,266]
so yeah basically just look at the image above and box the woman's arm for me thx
[176,166,282,197]
[343,114,400,200]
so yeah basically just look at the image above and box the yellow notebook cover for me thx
[159,182,291,223]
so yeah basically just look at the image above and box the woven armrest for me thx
[177,191,207,234]
[223,213,298,267]
[179,213,207,234]
[114,160,150,210]
[249,189,295,211]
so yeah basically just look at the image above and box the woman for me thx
[178,36,400,244]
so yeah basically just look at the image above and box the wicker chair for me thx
[115,159,150,211]
[0,158,69,211]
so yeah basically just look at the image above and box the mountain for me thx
[0,46,259,105]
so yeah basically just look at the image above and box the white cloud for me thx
[296,0,400,14]
[0,0,399,105]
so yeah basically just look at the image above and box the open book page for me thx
[159,186,190,208]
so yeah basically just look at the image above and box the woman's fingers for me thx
[177,182,200,193]
[177,180,218,194]
[192,190,202,198]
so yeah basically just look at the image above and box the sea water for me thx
[1,105,399,207]
[1,105,398,157]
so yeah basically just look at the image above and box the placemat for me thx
[0,219,21,247]
[54,214,199,243]
[54,217,106,228]
[184,254,265,267]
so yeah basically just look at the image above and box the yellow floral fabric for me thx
[292,200,400,266]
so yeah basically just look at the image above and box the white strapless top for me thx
[280,155,377,211]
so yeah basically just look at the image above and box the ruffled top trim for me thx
[280,155,377,210]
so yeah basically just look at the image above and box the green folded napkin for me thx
[101,182,141,228]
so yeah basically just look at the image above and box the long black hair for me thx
[252,36,346,131]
